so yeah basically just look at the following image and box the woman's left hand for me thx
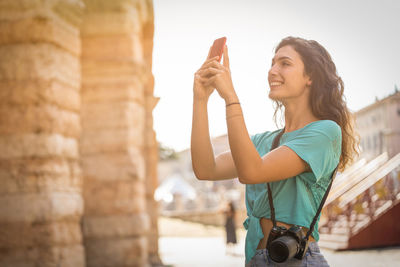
[198,45,238,103]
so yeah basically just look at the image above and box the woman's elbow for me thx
[236,163,263,184]
[237,176,247,184]
[238,175,254,184]
[192,168,211,181]
[194,172,208,180]
[237,170,261,184]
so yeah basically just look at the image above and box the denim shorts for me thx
[245,242,330,267]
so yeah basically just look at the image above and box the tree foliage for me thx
[158,142,179,160]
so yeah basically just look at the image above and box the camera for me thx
[266,225,309,263]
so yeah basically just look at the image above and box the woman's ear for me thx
[306,77,312,87]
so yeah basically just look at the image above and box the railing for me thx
[331,158,367,188]
[326,153,388,206]
[320,153,400,249]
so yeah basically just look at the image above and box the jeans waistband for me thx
[255,241,320,255]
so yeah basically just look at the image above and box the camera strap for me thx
[267,128,285,228]
[267,128,338,240]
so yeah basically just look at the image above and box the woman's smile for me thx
[270,81,284,89]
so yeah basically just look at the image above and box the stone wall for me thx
[0,0,158,266]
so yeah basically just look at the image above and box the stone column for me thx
[80,0,154,266]
[141,1,162,264]
[144,79,161,265]
[0,1,85,267]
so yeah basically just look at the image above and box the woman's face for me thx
[268,45,312,102]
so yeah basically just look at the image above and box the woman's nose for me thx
[268,66,278,78]
[269,64,279,75]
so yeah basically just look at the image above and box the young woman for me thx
[191,36,358,266]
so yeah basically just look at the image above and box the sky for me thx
[152,0,400,152]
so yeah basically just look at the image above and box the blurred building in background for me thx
[355,89,400,160]
[0,1,160,266]
[157,134,246,227]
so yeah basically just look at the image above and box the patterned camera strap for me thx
[267,129,338,241]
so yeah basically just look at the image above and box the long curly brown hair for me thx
[273,36,359,171]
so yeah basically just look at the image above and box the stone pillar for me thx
[0,1,85,267]
[80,0,154,266]
[144,79,161,265]
[141,1,162,264]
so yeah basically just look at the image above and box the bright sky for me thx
[152,0,400,152]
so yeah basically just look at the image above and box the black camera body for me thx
[266,225,309,263]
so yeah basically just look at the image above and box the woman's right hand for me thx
[193,47,219,102]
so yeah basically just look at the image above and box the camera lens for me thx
[268,236,299,263]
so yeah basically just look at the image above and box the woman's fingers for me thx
[201,56,220,68]
[223,45,230,69]
[199,59,223,72]
[198,67,221,78]
[200,75,216,87]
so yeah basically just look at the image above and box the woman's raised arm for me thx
[190,52,238,181]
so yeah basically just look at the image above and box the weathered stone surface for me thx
[0,80,80,111]
[81,149,145,181]
[81,78,144,104]
[146,200,159,221]
[0,192,83,223]
[0,0,84,27]
[0,158,82,194]
[146,200,159,256]
[0,15,80,55]
[0,44,80,88]
[144,73,155,97]
[85,236,148,267]
[79,0,156,265]
[0,219,83,248]
[144,145,158,194]
[0,134,79,159]
[81,59,147,83]
[0,104,80,138]
[81,101,144,131]
[81,8,142,35]
[147,233,159,254]
[80,128,144,154]
[0,244,85,267]
[82,34,143,61]
[83,178,146,215]
[83,213,150,239]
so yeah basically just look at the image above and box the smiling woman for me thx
[268,46,311,102]
[190,36,359,266]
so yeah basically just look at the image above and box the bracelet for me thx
[226,102,240,107]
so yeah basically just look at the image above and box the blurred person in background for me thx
[224,201,237,255]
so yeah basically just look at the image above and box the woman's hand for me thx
[193,47,218,102]
[198,45,238,103]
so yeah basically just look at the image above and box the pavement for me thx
[158,217,400,267]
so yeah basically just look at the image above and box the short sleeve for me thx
[250,132,264,147]
[282,121,341,183]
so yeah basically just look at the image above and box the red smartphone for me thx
[209,37,227,62]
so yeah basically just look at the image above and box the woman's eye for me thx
[282,61,290,66]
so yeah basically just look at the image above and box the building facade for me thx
[355,90,400,160]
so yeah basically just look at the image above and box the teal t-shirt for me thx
[243,120,342,263]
